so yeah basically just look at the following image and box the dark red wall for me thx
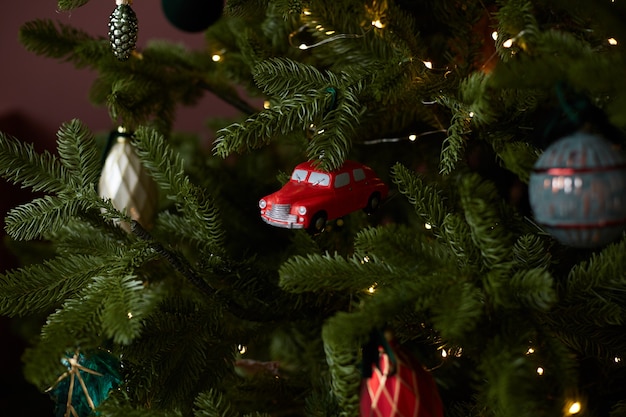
[0,1,239,141]
[0,3,242,415]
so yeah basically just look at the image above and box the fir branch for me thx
[252,57,340,99]
[458,72,498,127]
[19,19,105,68]
[354,225,454,269]
[0,131,69,193]
[48,218,130,257]
[131,127,189,196]
[132,221,296,324]
[194,389,239,417]
[552,240,626,333]
[5,195,88,241]
[458,173,515,270]
[132,127,225,253]
[130,221,214,297]
[477,335,561,417]
[494,0,540,64]
[28,292,113,387]
[366,58,436,107]
[100,274,160,345]
[440,213,483,270]
[306,85,365,170]
[97,196,133,227]
[278,253,393,293]
[512,234,553,270]
[321,276,451,417]
[57,0,91,10]
[108,78,177,131]
[0,254,108,317]
[121,300,236,412]
[97,395,184,417]
[22,343,74,391]
[508,268,556,311]
[430,281,484,342]
[439,114,469,175]
[34,273,160,361]
[198,80,259,115]
[496,141,540,184]
[155,211,218,256]
[392,163,482,266]
[56,119,101,188]
[214,90,331,157]
[549,313,626,359]
[321,319,362,417]
[566,239,626,296]
[390,163,448,231]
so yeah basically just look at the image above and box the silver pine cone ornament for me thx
[108,1,138,61]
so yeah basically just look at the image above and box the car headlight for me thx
[259,199,267,209]
[297,206,307,215]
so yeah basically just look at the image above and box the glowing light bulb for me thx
[536,367,544,375]
[367,285,376,294]
[441,350,448,358]
[362,255,371,263]
[303,9,312,15]
[127,312,133,319]
[423,61,433,69]
[263,100,271,109]
[492,31,498,41]
[469,111,475,118]
[608,38,618,45]
[372,19,385,28]
[408,134,417,141]
[567,401,582,415]
[238,344,247,354]
[526,347,535,355]
[615,356,622,363]
[212,54,222,62]
[299,43,309,50]
[326,30,336,35]
[503,38,514,48]
[424,223,432,230]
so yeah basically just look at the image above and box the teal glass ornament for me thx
[161,0,223,32]
[48,351,122,417]
[529,131,626,248]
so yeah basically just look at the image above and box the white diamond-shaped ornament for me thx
[98,130,158,231]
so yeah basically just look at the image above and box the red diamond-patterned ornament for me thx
[360,341,443,417]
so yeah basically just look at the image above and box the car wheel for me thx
[307,212,327,234]
[364,192,381,214]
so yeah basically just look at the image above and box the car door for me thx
[332,171,357,217]
[351,168,370,205]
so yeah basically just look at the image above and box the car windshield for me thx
[308,172,330,186]
[291,169,308,182]
[290,168,330,186]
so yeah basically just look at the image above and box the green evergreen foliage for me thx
[4,0,626,416]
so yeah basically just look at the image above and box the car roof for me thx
[294,159,367,173]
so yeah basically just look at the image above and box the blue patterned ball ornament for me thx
[529,131,626,248]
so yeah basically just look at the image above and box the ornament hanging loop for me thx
[361,329,398,378]
[325,87,338,113]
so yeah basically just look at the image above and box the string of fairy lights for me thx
[206,6,621,153]
[209,3,626,413]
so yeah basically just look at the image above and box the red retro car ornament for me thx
[259,160,389,233]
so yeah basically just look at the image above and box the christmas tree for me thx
[2,0,626,416]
